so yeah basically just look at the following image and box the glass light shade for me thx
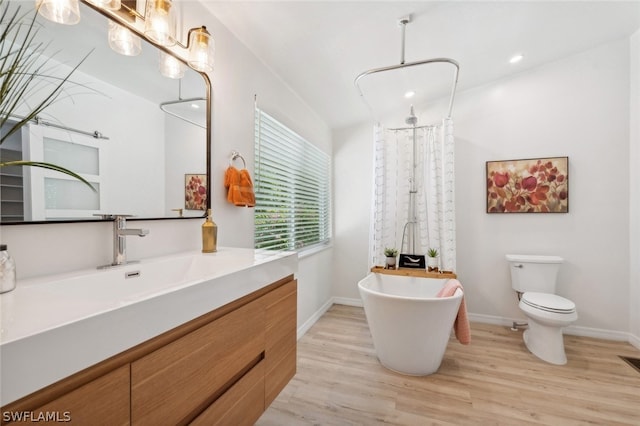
[104,0,122,11]
[108,21,141,57]
[188,27,214,72]
[144,0,176,47]
[159,51,185,79]
[36,0,80,25]
[86,0,110,6]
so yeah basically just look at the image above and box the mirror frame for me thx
[3,0,211,225]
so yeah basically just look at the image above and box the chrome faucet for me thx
[98,215,149,269]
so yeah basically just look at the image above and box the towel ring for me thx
[229,151,246,168]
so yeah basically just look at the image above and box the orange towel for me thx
[436,278,471,345]
[224,166,240,204]
[224,166,255,207]
[238,169,255,207]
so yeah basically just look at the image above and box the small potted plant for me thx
[427,248,439,272]
[384,247,398,269]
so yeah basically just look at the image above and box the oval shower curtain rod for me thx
[354,14,460,119]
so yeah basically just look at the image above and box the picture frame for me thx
[185,174,207,211]
[486,157,568,213]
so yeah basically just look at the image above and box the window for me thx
[254,108,331,252]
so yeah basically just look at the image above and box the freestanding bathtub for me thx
[358,272,463,375]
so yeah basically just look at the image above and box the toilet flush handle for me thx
[513,264,523,268]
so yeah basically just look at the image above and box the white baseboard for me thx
[467,313,516,327]
[296,297,361,340]
[304,301,640,348]
[565,324,631,342]
[468,313,636,343]
[297,298,333,340]
[331,297,362,307]
[626,333,640,350]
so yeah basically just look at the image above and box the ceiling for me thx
[201,1,640,129]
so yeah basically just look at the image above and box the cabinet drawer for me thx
[190,361,265,426]
[264,279,297,407]
[3,365,130,426]
[131,298,265,425]
[265,345,296,407]
[266,286,297,368]
[265,280,297,355]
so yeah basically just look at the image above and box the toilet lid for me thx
[522,292,576,313]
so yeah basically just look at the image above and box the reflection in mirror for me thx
[0,0,210,224]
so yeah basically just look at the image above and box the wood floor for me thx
[256,305,640,426]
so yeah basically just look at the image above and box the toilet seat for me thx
[521,292,575,314]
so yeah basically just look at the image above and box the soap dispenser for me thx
[0,244,16,293]
[202,209,217,253]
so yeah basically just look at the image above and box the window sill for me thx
[298,242,332,259]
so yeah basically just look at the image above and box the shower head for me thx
[405,105,418,126]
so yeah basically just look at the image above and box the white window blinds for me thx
[254,108,331,251]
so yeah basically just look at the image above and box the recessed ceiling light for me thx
[404,91,415,99]
[509,54,524,64]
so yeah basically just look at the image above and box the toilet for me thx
[505,254,578,365]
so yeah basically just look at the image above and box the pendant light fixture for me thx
[159,51,185,79]
[103,0,121,11]
[37,0,215,76]
[187,26,214,73]
[36,0,80,25]
[86,0,109,6]
[86,0,119,9]
[108,21,141,56]
[144,0,176,47]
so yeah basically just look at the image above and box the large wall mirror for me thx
[0,0,211,224]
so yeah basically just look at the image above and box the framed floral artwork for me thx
[185,174,207,211]
[486,157,568,213]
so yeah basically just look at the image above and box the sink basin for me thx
[0,247,297,405]
[1,248,292,343]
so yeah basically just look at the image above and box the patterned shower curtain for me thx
[370,118,456,271]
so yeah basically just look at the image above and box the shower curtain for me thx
[370,118,456,271]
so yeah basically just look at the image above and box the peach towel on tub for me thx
[436,279,471,345]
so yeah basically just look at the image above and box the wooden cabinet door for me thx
[190,361,265,426]
[264,279,297,406]
[131,297,265,425]
[3,365,130,426]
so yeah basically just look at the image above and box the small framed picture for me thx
[185,174,207,211]
[486,157,568,213]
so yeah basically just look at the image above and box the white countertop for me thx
[0,247,297,406]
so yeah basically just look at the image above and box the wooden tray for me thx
[371,266,457,279]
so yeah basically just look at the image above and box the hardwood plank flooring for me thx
[256,305,640,425]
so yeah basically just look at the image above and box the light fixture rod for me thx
[398,14,411,65]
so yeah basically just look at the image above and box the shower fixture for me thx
[405,105,418,126]
[398,105,420,261]
[354,14,460,127]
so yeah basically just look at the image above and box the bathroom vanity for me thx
[0,248,297,425]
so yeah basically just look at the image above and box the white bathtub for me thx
[358,273,463,375]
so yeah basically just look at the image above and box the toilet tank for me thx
[505,254,563,293]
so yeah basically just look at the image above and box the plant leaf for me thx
[0,160,97,191]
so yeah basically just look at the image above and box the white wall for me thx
[1,1,333,332]
[630,30,640,346]
[164,114,207,217]
[332,124,374,301]
[333,38,635,339]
